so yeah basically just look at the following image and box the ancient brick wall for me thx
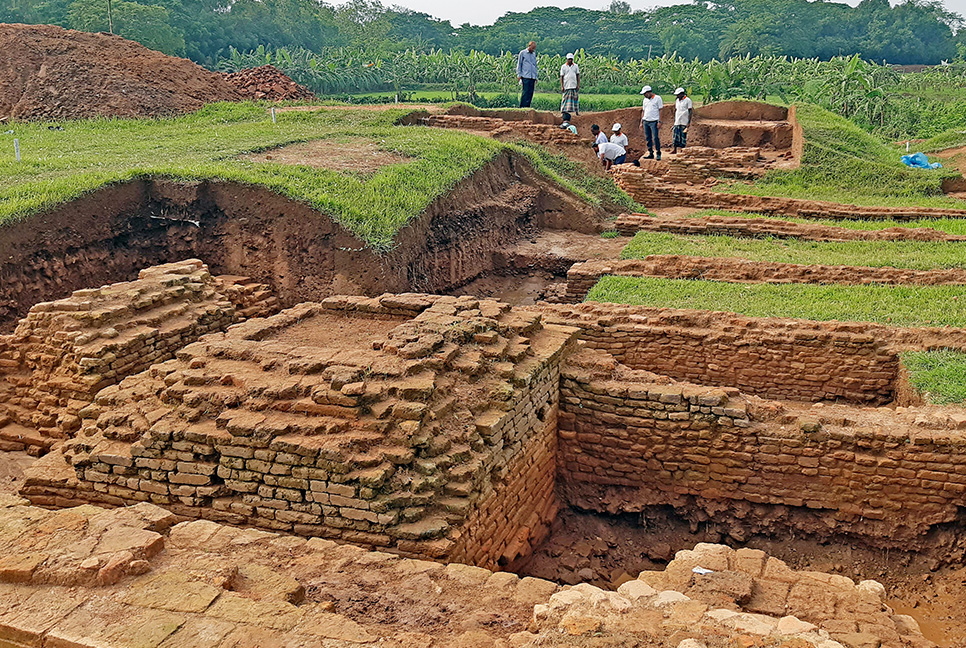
[0,260,279,453]
[563,257,966,302]
[27,294,577,567]
[557,353,966,543]
[538,304,898,404]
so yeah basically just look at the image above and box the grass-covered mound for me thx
[902,349,966,405]
[0,102,635,251]
[724,103,964,209]
[585,276,966,327]
[620,231,966,270]
[687,209,966,235]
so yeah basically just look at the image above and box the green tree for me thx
[67,0,185,54]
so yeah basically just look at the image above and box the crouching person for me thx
[594,141,626,170]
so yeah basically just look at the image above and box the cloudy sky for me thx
[395,0,966,28]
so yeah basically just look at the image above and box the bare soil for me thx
[272,312,405,348]
[243,140,411,173]
[0,450,34,496]
[515,508,966,647]
[0,24,239,121]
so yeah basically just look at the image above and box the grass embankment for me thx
[585,276,966,328]
[727,103,964,209]
[902,350,966,405]
[620,231,966,270]
[347,91,646,112]
[0,102,636,251]
[686,209,966,235]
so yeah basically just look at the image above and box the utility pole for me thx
[108,0,114,34]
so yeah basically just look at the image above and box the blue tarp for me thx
[901,152,942,169]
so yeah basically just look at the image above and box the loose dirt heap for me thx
[224,65,315,102]
[0,24,240,121]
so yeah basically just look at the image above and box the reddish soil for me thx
[244,140,411,173]
[516,508,966,647]
[0,24,240,121]
[224,65,315,102]
[0,450,34,496]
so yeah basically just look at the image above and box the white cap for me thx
[612,123,621,131]
[674,87,686,95]
[640,85,652,94]
[566,52,574,59]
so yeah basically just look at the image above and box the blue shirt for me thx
[517,49,538,80]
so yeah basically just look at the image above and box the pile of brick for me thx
[422,115,507,131]
[223,65,316,102]
[422,114,585,146]
[32,293,575,568]
[535,543,933,647]
[662,146,768,183]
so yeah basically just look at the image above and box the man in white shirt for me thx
[591,124,608,146]
[639,85,664,160]
[593,141,626,170]
[671,87,694,154]
[560,53,580,117]
[610,123,628,148]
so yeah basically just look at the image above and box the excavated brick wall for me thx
[557,352,966,543]
[563,257,966,302]
[537,304,897,404]
[25,292,576,568]
[0,260,277,453]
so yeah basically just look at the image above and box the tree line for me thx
[1,0,963,67]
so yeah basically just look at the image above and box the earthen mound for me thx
[224,65,315,101]
[0,23,240,121]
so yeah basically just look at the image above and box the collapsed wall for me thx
[24,294,573,569]
[0,260,276,454]
[0,151,598,331]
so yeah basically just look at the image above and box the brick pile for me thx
[557,347,966,543]
[422,114,586,146]
[223,65,315,101]
[28,294,576,568]
[562,257,966,302]
[661,146,769,183]
[0,260,277,454]
[535,543,933,648]
[613,212,966,242]
[611,165,966,219]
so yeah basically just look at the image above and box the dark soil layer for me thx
[0,152,598,331]
[514,507,966,647]
[0,24,240,121]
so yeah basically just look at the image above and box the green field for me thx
[0,102,635,250]
[585,276,966,328]
[620,231,966,270]
[347,91,647,112]
[686,209,966,235]
[902,350,966,405]
[727,104,965,210]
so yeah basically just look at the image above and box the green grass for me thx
[726,103,965,209]
[620,231,966,270]
[688,209,966,236]
[921,128,966,153]
[585,276,966,327]
[902,349,966,405]
[347,91,646,112]
[0,102,634,251]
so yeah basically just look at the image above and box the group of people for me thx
[516,41,695,167]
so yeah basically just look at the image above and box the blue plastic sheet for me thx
[900,152,942,169]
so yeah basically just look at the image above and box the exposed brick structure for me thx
[563,256,966,302]
[27,294,575,569]
[613,211,966,242]
[0,260,276,454]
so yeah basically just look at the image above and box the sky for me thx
[392,0,966,27]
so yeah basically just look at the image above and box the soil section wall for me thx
[0,152,597,332]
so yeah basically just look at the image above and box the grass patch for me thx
[725,104,965,209]
[921,128,966,153]
[902,349,966,405]
[620,231,966,270]
[689,209,966,236]
[585,275,966,327]
[0,102,632,251]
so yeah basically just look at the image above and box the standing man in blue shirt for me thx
[517,41,538,108]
